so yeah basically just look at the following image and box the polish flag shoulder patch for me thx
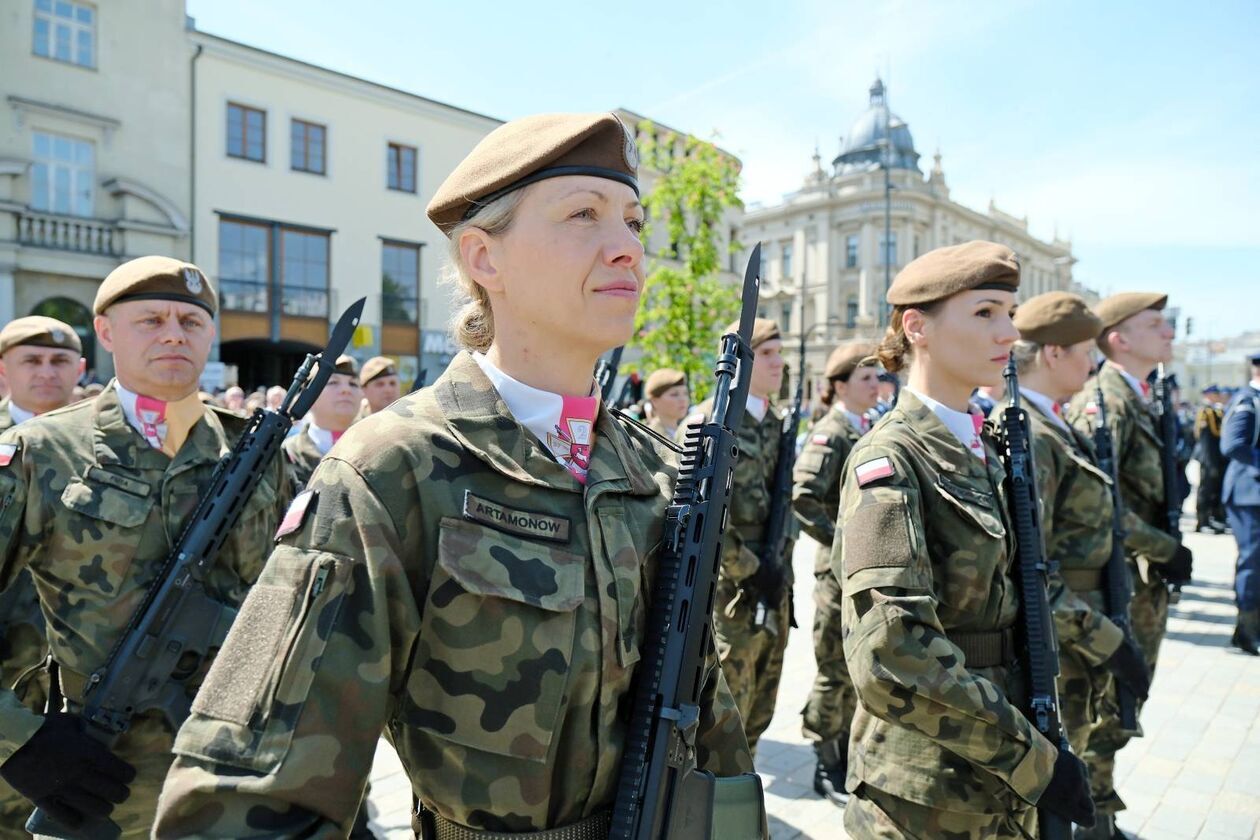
[854,456,895,487]
[276,489,316,540]
[0,443,15,467]
[811,433,831,446]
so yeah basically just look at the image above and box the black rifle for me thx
[1091,383,1140,730]
[27,299,367,840]
[610,245,766,840]
[597,346,625,402]
[996,357,1071,840]
[1153,364,1185,603]
[747,321,805,631]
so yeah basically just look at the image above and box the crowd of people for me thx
[0,110,1256,840]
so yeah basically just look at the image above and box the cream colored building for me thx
[190,30,500,388]
[0,0,193,379]
[737,79,1089,388]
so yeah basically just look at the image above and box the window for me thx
[879,233,897,267]
[31,131,93,217]
[290,119,326,174]
[387,142,416,192]
[33,0,94,68]
[218,220,269,313]
[781,242,793,279]
[913,234,921,258]
[781,302,792,333]
[758,244,768,280]
[382,242,420,323]
[846,295,859,328]
[227,103,266,162]
[281,230,329,317]
[845,235,859,268]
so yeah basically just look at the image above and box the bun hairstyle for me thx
[876,301,941,373]
[441,189,527,353]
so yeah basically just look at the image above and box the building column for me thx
[0,265,15,325]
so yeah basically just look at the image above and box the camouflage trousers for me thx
[1131,561,1171,676]
[844,782,1036,840]
[1059,636,1132,817]
[0,614,49,840]
[714,577,791,755]
[800,561,856,744]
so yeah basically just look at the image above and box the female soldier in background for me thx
[835,241,1094,838]
[154,112,752,838]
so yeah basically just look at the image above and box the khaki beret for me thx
[722,317,782,351]
[645,368,687,398]
[887,240,1020,306]
[359,355,398,386]
[332,354,358,378]
[824,342,876,380]
[94,256,217,316]
[427,112,639,234]
[0,316,82,356]
[1093,292,1167,334]
[1014,292,1103,347]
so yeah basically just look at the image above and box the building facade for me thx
[737,79,1087,389]
[0,0,194,379]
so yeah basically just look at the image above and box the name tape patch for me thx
[0,443,15,468]
[463,491,570,543]
[855,456,895,487]
[276,489,316,540]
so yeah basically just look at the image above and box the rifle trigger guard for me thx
[661,703,701,768]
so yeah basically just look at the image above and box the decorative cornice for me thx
[0,159,28,177]
[102,177,189,233]
[7,96,121,139]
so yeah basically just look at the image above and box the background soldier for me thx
[1194,385,1228,533]
[1012,293,1152,840]
[359,355,402,416]
[155,111,753,838]
[1222,353,1260,655]
[0,257,288,836]
[680,318,792,755]
[282,354,360,493]
[642,367,688,438]
[0,316,86,835]
[791,341,878,806]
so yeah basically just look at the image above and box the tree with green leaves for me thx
[627,121,743,402]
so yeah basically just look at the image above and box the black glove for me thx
[0,713,136,830]
[745,559,784,602]
[1164,544,1194,584]
[1037,748,1096,828]
[1104,638,1151,701]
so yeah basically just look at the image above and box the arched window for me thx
[30,296,95,376]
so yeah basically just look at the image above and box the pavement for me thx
[366,488,1260,839]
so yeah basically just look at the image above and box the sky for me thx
[186,0,1260,340]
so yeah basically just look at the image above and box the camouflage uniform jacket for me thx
[1067,363,1178,573]
[680,397,784,583]
[0,381,286,762]
[792,405,862,562]
[281,425,324,495]
[835,391,1057,811]
[0,399,45,712]
[1023,400,1124,666]
[156,352,752,837]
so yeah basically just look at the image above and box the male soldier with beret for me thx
[359,355,401,416]
[679,317,791,755]
[1066,293,1192,835]
[0,256,288,837]
[0,315,86,834]
[282,354,361,494]
[643,367,688,438]
[792,341,878,805]
[1013,293,1152,840]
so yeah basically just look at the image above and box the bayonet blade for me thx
[289,297,366,419]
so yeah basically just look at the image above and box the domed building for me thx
[738,78,1090,393]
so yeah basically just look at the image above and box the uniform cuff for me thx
[1076,617,1125,666]
[0,705,45,765]
[1007,729,1058,805]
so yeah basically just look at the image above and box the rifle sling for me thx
[947,627,1017,668]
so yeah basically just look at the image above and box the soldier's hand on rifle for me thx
[1037,749,1096,828]
[1165,544,1194,584]
[0,712,135,828]
[1104,638,1151,701]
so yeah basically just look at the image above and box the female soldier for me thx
[643,367,689,438]
[835,241,1094,838]
[154,113,753,837]
[791,341,878,805]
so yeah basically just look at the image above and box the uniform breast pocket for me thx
[402,517,585,762]
[930,477,1008,614]
[58,475,155,596]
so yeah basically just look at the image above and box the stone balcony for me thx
[17,210,120,256]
